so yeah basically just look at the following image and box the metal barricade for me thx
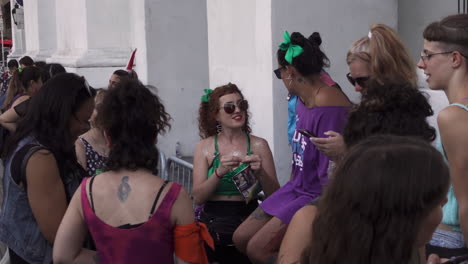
[158,151,167,179]
[165,156,194,195]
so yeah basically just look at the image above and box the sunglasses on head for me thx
[274,66,285,79]
[346,73,370,88]
[222,100,249,114]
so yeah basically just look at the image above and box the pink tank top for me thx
[81,177,182,264]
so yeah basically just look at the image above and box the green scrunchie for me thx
[18,67,23,73]
[201,88,213,102]
[279,31,304,64]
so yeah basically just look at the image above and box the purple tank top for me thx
[81,177,182,263]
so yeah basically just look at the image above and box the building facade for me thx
[7,0,461,184]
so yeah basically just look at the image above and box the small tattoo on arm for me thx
[250,207,271,221]
[117,176,131,202]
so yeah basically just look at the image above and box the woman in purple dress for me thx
[233,31,351,263]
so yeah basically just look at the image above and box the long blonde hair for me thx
[346,24,417,87]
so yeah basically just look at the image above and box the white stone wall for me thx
[206,0,274,160]
[11,0,456,184]
[144,0,209,159]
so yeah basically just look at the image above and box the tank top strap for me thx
[80,177,93,221]
[214,135,219,155]
[153,182,182,220]
[246,133,252,155]
[79,136,91,150]
[450,103,468,111]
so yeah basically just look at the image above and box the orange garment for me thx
[174,221,214,264]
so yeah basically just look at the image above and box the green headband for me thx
[201,88,213,102]
[279,31,304,64]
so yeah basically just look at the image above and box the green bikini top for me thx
[207,134,252,196]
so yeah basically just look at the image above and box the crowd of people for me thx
[0,13,466,264]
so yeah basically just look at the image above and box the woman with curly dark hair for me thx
[234,31,351,263]
[193,83,279,263]
[0,73,96,263]
[301,135,449,264]
[54,80,213,264]
[343,80,436,147]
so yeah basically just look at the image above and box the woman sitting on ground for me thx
[53,80,213,264]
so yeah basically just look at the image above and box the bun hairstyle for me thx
[423,14,468,58]
[277,31,330,76]
[347,24,417,87]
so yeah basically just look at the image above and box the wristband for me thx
[215,169,222,179]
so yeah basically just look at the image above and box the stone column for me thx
[8,0,25,61]
[47,0,133,87]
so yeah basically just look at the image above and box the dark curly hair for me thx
[343,79,436,147]
[4,73,96,162]
[96,80,171,171]
[277,32,330,76]
[197,83,251,139]
[305,135,449,264]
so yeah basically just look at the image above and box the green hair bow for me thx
[201,89,213,102]
[279,31,304,64]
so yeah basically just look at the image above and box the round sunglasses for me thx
[222,100,249,114]
[346,73,370,88]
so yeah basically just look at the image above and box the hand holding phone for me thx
[297,128,316,138]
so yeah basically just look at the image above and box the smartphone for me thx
[297,128,316,138]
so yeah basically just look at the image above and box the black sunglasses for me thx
[222,100,248,114]
[274,67,285,79]
[346,73,370,88]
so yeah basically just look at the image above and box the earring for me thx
[216,121,222,134]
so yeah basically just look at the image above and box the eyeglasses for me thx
[420,50,468,63]
[420,51,453,62]
[346,73,370,88]
[274,67,285,79]
[222,100,248,114]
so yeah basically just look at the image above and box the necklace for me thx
[300,84,326,108]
